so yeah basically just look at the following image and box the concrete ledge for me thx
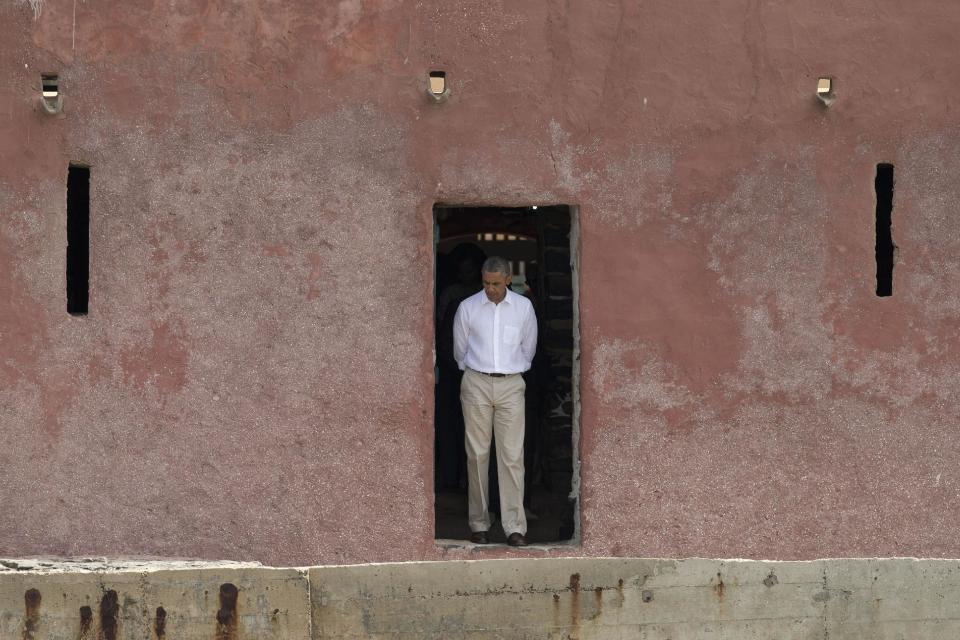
[0,561,310,640]
[5,557,960,638]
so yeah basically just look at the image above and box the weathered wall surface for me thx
[2,0,960,564]
[5,557,960,639]
[0,560,311,639]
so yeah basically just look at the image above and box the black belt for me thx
[474,370,515,378]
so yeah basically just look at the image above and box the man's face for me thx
[482,270,511,303]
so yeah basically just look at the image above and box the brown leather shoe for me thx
[507,533,528,547]
[470,531,489,544]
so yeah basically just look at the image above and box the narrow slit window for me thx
[875,163,894,297]
[67,164,90,315]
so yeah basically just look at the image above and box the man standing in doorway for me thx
[453,256,537,546]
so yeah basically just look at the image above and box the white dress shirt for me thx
[453,289,538,375]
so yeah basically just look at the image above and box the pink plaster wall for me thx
[2,0,960,565]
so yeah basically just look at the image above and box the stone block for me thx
[6,558,960,639]
[0,563,309,640]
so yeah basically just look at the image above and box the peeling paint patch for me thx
[590,338,703,420]
[119,320,189,394]
[548,121,586,193]
[594,145,676,228]
[899,134,960,319]
[707,153,833,401]
[0,233,46,388]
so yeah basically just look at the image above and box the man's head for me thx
[481,256,512,303]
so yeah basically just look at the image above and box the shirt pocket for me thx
[502,324,521,345]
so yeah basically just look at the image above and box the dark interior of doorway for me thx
[434,204,575,544]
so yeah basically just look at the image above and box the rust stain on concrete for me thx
[569,572,580,627]
[215,583,239,640]
[713,573,725,600]
[98,590,119,640]
[22,588,40,640]
[79,605,93,639]
[154,606,166,638]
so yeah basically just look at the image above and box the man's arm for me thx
[520,301,538,370]
[452,302,469,371]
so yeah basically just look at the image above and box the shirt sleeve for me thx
[452,301,469,371]
[520,300,538,371]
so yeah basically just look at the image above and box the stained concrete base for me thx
[3,557,960,639]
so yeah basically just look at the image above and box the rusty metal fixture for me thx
[816,76,836,107]
[40,73,62,114]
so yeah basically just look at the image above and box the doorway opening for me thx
[433,204,577,545]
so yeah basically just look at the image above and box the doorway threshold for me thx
[435,538,579,553]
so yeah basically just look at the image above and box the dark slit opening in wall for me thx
[875,163,895,297]
[67,164,90,315]
[433,205,576,545]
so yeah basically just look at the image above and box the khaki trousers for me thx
[460,368,527,536]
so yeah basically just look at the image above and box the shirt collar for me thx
[481,288,515,305]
